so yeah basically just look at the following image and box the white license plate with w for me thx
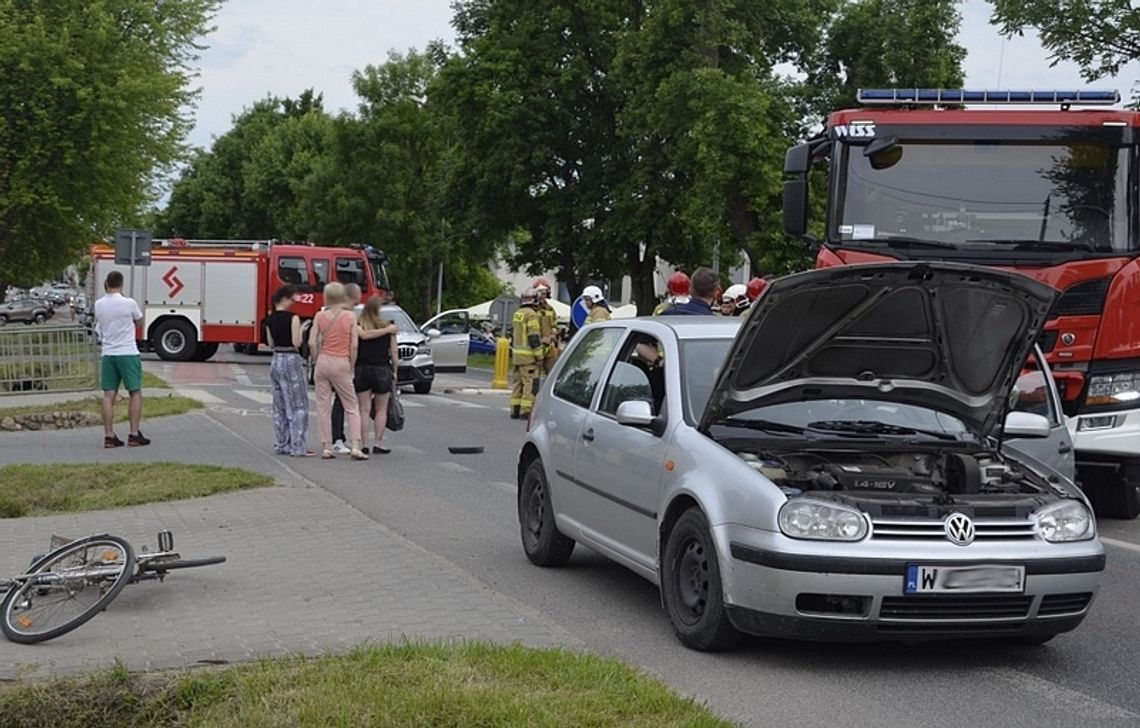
[905,564,1025,594]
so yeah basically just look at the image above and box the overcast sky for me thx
[186,0,1139,151]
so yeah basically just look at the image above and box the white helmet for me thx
[723,283,749,312]
[582,285,605,303]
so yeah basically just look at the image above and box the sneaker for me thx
[331,440,351,455]
[104,435,124,449]
[128,431,151,447]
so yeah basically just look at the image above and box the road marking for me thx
[427,395,488,409]
[399,398,425,408]
[395,445,425,455]
[235,389,274,405]
[174,388,226,405]
[436,461,475,473]
[234,366,252,386]
[982,668,1136,720]
[1101,536,1140,554]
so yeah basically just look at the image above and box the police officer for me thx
[510,288,544,419]
[653,271,691,315]
[582,285,611,322]
[533,278,559,375]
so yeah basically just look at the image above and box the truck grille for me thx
[398,344,416,360]
[880,595,1032,620]
[871,517,1036,541]
[1038,593,1093,617]
[1050,277,1111,317]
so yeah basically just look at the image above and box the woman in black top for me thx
[265,284,313,457]
[355,296,399,455]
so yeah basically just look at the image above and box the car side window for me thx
[277,256,307,285]
[1011,351,1058,425]
[552,327,622,409]
[431,312,468,335]
[599,334,665,416]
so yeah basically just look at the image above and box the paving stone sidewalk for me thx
[0,411,576,680]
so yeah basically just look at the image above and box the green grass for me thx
[0,391,198,423]
[0,463,273,518]
[141,370,169,388]
[468,352,497,369]
[0,643,733,728]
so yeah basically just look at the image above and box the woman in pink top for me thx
[309,282,367,460]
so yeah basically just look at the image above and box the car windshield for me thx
[721,400,969,438]
[836,138,1132,253]
[381,307,418,332]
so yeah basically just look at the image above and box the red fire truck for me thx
[90,239,391,362]
[782,88,1140,518]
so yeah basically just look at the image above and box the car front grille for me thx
[397,344,416,360]
[870,517,1036,541]
[880,595,1032,620]
[1038,592,1093,617]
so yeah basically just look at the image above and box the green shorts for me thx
[101,355,143,392]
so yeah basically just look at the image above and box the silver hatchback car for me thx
[517,262,1104,650]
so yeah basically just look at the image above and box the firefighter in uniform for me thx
[533,278,560,374]
[582,285,611,322]
[510,288,544,419]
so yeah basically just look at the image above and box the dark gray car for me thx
[517,262,1102,650]
[0,299,51,326]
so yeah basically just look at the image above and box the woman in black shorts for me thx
[354,296,399,455]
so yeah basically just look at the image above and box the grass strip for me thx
[468,352,497,369]
[0,390,193,422]
[0,642,733,727]
[0,463,273,518]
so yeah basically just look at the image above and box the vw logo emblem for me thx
[944,513,975,546]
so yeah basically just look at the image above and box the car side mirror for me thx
[616,400,654,427]
[424,327,441,339]
[1004,411,1051,439]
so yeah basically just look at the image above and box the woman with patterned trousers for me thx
[264,284,313,457]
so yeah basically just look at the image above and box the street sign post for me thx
[114,228,152,300]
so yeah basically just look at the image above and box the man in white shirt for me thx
[94,271,149,448]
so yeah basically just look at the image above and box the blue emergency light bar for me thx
[856,88,1120,106]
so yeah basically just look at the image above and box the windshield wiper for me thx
[965,239,1097,252]
[716,418,807,436]
[869,235,959,250]
[807,420,959,441]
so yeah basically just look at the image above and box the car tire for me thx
[413,381,432,394]
[152,319,197,361]
[518,459,575,567]
[1083,466,1140,520]
[661,508,742,652]
[33,313,46,324]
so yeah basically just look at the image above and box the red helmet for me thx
[746,277,768,302]
[666,271,690,297]
[532,277,552,294]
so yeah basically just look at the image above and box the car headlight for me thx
[1085,372,1140,407]
[1034,500,1094,542]
[416,344,431,356]
[778,499,868,541]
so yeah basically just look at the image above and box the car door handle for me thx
[582,428,595,442]
[1058,442,1073,454]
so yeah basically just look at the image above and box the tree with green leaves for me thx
[990,0,1140,105]
[0,0,220,300]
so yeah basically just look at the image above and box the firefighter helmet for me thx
[746,277,768,302]
[520,287,538,304]
[723,283,749,312]
[532,278,552,296]
[582,285,605,303]
[666,271,690,297]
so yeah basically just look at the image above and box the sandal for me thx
[321,449,335,459]
[350,449,369,461]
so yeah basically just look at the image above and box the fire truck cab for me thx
[783,88,1140,519]
[90,239,391,362]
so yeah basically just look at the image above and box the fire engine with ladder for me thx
[783,88,1140,519]
[90,238,391,362]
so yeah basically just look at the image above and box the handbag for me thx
[386,386,405,432]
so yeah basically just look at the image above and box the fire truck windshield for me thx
[369,257,391,292]
[834,138,1133,255]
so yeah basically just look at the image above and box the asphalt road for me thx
[150,349,1140,728]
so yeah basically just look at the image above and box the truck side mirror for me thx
[783,179,808,237]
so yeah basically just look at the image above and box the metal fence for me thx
[0,325,99,395]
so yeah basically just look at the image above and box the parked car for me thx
[0,298,52,326]
[381,305,439,394]
[517,262,1103,650]
[468,330,497,356]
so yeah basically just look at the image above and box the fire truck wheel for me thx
[1115,464,1140,520]
[152,319,197,361]
[190,342,219,362]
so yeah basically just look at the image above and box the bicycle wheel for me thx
[1,534,134,644]
[138,556,226,573]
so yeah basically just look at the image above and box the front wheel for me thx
[413,381,432,394]
[660,508,741,651]
[2,535,134,644]
[190,342,219,362]
[33,313,46,324]
[518,459,575,566]
[152,319,197,361]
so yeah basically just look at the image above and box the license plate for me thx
[904,564,1025,594]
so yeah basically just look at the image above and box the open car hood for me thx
[699,262,1057,438]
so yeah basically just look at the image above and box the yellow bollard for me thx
[492,336,510,389]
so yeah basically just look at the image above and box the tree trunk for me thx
[628,246,658,315]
